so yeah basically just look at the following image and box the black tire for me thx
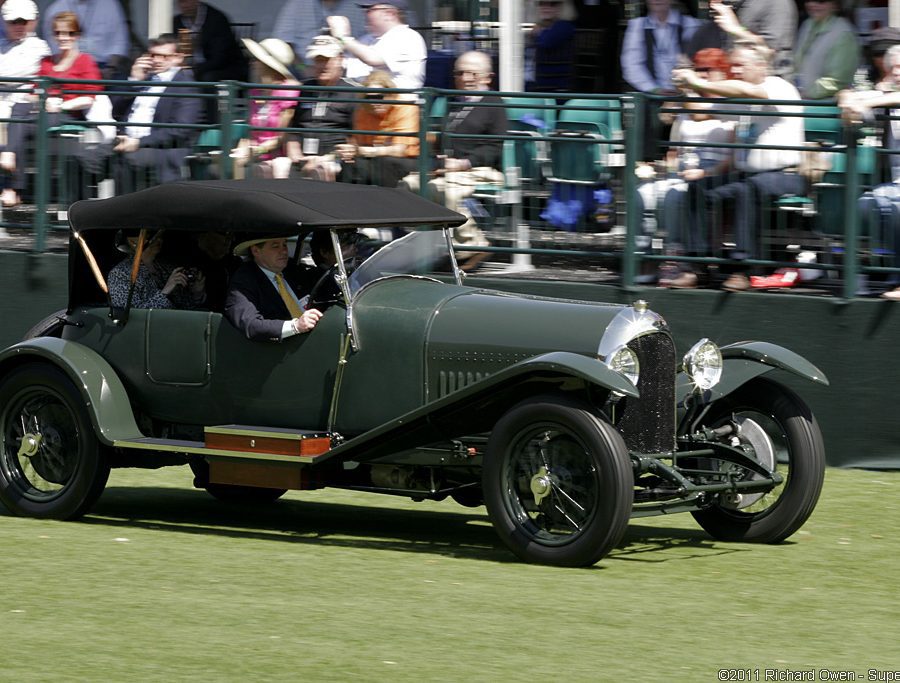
[0,364,110,519]
[483,395,633,567]
[691,377,825,543]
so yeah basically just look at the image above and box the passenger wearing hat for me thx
[0,0,50,143]
[231,38,299,179]
[285,35,356,182]
[327,1,426,91]
[224,237,322,342]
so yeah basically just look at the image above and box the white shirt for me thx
[126,67,178,139]
[0,35,51,105]
[733,76,803,172]
[0,35,51,78]
[344,23,426,90]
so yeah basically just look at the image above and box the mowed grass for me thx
[1,466,898,682]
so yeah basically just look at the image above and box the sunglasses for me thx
[53,30,77,37]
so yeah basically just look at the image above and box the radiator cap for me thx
[633,299,649,313]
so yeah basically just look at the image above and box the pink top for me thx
[38,53,103,101]
[249,88,297,160]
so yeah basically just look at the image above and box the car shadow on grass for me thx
[81,485,516,564]
[45,484,759,567]
[610,523,750,563]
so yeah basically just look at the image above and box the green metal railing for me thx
[0,76,890,300]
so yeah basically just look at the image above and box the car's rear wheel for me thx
[483,395,633,567]
[691,378,825,543]
[0,365,109,519]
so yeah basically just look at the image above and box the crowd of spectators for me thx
[1,0,899,292]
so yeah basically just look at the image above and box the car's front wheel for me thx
[483,395,633,567]
[691,378,825,543]
[0,365,109,519]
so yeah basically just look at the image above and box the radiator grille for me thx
[616,333,676,453]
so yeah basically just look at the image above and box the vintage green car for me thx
[0,179,828,567]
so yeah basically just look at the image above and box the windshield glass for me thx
[349,230,453,294]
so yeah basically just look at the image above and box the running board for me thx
[113,426,334,491]
[113,424,332,463]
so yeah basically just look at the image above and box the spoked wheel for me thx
[483,395,633,567]
[0,365,109,519]
[691,377,825,543]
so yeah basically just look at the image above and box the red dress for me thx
[38,53,103,101]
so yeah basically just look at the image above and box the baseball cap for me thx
[306,35,343,60]
[2,0,39,22]
[357,0,408,10]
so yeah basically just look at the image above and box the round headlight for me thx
[605,345,640,387]
[683,338,723,391]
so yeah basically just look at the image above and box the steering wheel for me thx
[306,258,357,311]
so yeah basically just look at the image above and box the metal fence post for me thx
[621,93,643,289]
[842,122,859,300]
[33,77,50,253]
[219,81,239,180]
[417,88,433,197]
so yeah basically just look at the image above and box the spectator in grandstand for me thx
[524,0,577,93]
[0,0,50,128]
[173,0,248,83]
[327,0,426,91]
[866,27,900,90]
[108,33,202,190]
[336,69,419,188]
[286,34,354,182]
[174,0,248,124]
[399,51,506,266]
[672,42,804,291]
[840,45,900,300]
[637,47,735,288]
[230,38,299,180]
[621,0,702,96]
[272,0,366,74]
[1,10,102,207]
[40,0,128,79]
[685,0,797,80]
[793,0,859,100]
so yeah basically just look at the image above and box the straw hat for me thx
[241,38,295,80]
[234,236,282,256]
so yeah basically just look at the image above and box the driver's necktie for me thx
[274,273,303,318]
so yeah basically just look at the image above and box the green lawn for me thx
[2,466,897,682]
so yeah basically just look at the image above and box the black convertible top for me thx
[68,178,467,232]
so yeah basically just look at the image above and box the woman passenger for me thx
[108,230,206,310]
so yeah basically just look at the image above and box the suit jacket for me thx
[112,68,202,148]
[224,261,316,342]
[175,3,248,82]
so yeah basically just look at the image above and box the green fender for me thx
[318,350,638,465]
[676,340,829,405]
[0,337,144,446]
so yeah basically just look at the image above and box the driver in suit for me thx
[224,236,322,342]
